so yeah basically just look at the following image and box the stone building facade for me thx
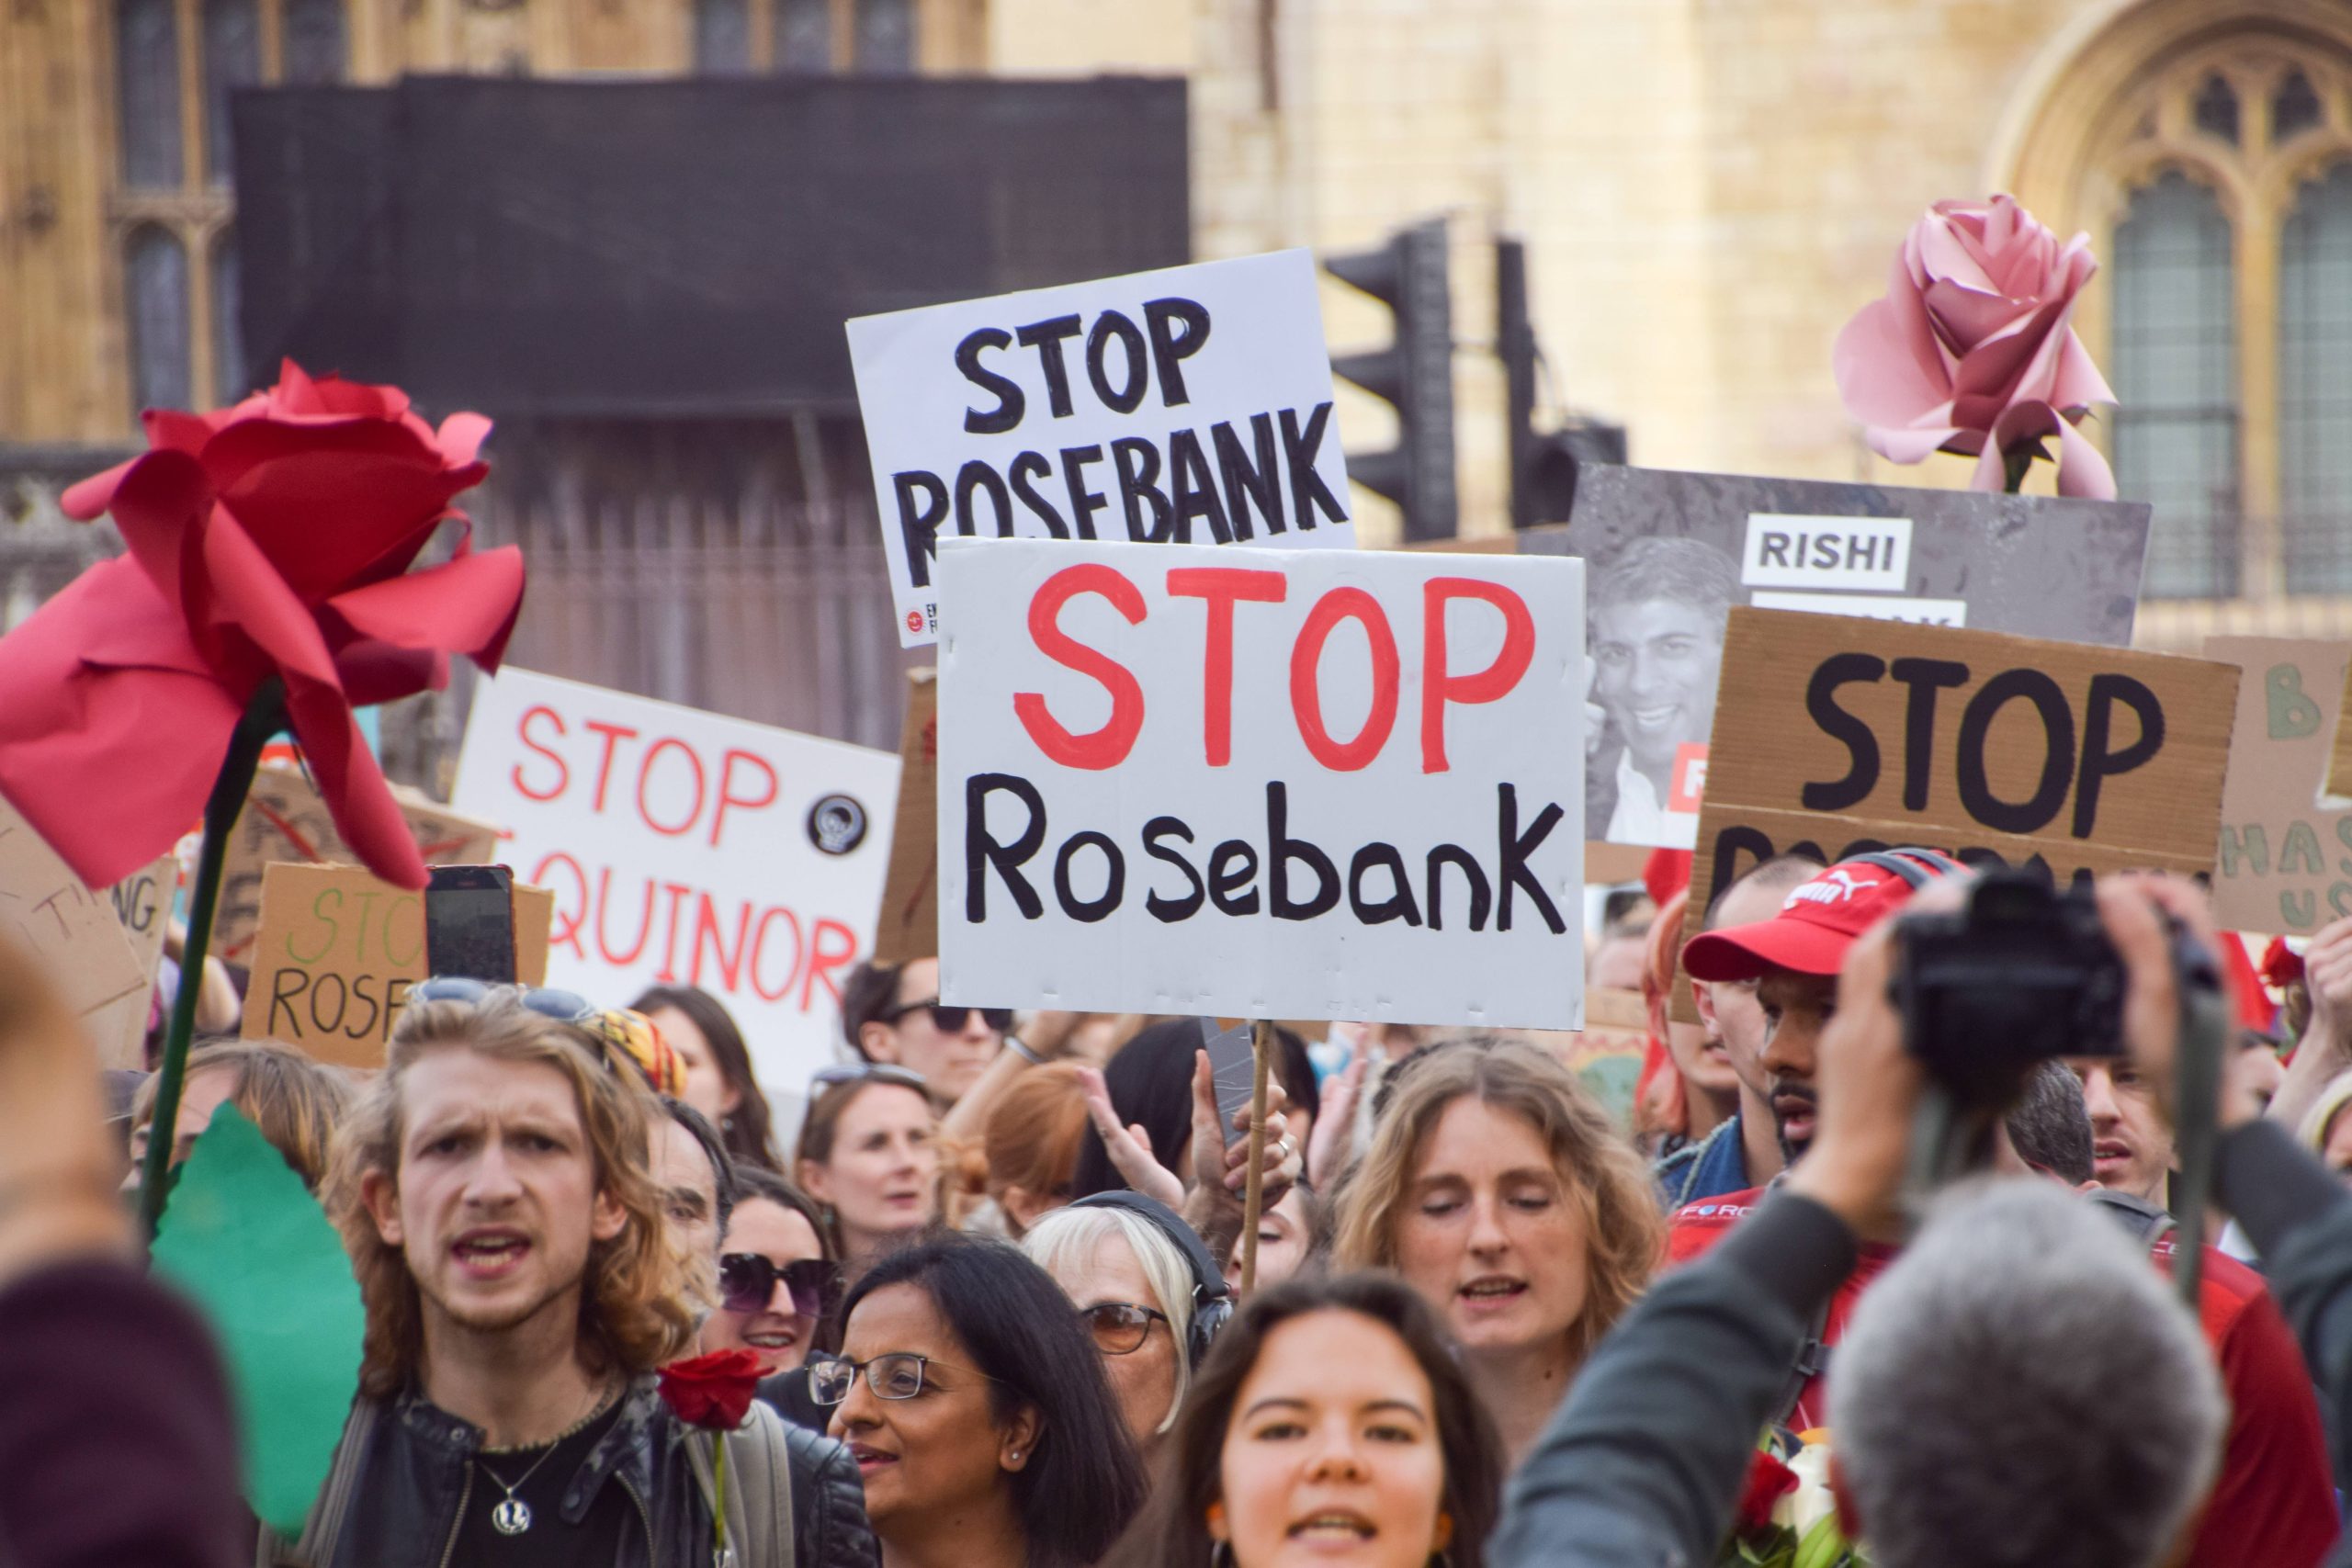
[3,0,2347,671]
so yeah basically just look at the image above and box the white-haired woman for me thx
[1022,1192,1226,1457]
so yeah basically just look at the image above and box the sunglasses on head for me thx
[811,1062,930,1094]
[879,998,1013,1035]
[410,976,599,1023]
[718,1253,839,1319]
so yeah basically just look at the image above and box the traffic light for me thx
[1498,235,1626,528]
[1325,220,1457,541]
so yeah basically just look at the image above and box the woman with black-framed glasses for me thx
[1020,1201,1202,1454]
[819,1233,1145,1568]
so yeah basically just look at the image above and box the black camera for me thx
[1890,869,2215,1108]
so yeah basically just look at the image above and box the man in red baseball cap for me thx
[1681,849,1962,1168]
[1668,851,2337,1568]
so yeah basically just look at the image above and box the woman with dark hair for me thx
[701,1166,837,1375]
[1104,1272,1505,1568]
[1073,1020,1319,1200]
[817,1233,1147,1568]
[631,983,782,1171]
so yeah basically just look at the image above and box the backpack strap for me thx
[254,1400,374,1568]
[685,1402,796,1568]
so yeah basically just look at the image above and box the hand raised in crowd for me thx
[1078,1049,1299,1266]
[1780,882,1943,1241]
[1307,1049,1367,1190]
[1079,1064,1187,1210]
[2097,873,2265,1133]
[0,937,132,1291]
[2268,912,2352,1134]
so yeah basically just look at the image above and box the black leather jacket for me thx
[313,1379,876,1568]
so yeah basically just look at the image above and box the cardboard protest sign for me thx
[1673,608,2237,1021]
[212,761,503,966]
[453,669,899,1089]
[937,537,1586,1028]
[0,792,149,1055]
[848,250,1357,649]
[240,863,554,1067]
[2206,637,2352,934]
[2327,660,2352,811]
[873,670,941,964]
[1544,466,2152,852]
[84,854,178,1067]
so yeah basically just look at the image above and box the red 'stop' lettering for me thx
[1015,564,1148,770]
[1421,577,1535,773]
[513,705,570,801]
[1167,566,1286,767]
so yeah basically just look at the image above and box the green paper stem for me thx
[138,678,286,1240]
[713,1434,729,1562]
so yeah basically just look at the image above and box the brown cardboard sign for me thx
[2328,659,2352,812]
[241,863,554,1068]
[0,793,150,1055]
[873,669,939,965]
[2207,637,2352,934]
[84,854,179,1068]
[1673,608,2239,1020]
[211,762,503,967]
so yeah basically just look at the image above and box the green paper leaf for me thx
[152,1102,365,1538]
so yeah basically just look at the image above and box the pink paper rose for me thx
[1834,194,2117,499]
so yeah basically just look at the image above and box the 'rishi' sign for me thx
[849,251,1357,649]
[937,539,1585,1028]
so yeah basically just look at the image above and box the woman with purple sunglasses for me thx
[700,1166,839,1377]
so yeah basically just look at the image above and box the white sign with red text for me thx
[936,539,1585,1028]
[848,250,1357,649]
[453,670,899,1090]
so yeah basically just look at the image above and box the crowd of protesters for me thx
[21,852,2352,1567]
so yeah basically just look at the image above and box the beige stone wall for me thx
[6,0,2324,612]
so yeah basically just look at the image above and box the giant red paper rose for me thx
[0,361,523,890]
[1833,194,2118,499]
[658,1349,764,1431]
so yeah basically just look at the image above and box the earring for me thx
[1211,1547,1236,1568]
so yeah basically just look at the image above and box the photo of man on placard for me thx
[1586,536,1741,848]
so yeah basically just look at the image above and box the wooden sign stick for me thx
[1238,1017,1275,1294]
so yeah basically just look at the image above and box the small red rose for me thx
[659,1349,764,1431]
[1736,1449,1800,1536]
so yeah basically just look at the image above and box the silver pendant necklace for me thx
[476,1444,560,1536]
[474,1388,619,1536]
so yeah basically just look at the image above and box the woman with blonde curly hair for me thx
[1333,1034,1662,1465]
[283,990,812,1567]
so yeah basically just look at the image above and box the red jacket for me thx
[1668,1189,2339,1568]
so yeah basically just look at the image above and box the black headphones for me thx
[1069,1190,1235,1368]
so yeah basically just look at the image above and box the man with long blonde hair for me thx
[264,989,816,1567]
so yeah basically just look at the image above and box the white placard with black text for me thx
[848,250,1357,649]
[935,538,1584,1028]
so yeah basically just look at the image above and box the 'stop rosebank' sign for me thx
[848,251,1357,648]
[935,538,1586,1030]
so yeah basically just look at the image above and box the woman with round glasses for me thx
[699,1167,837,1376]
[815,1233,1145,1568]
[1020,1197,1208,1452]
[797,1064,943,1284]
